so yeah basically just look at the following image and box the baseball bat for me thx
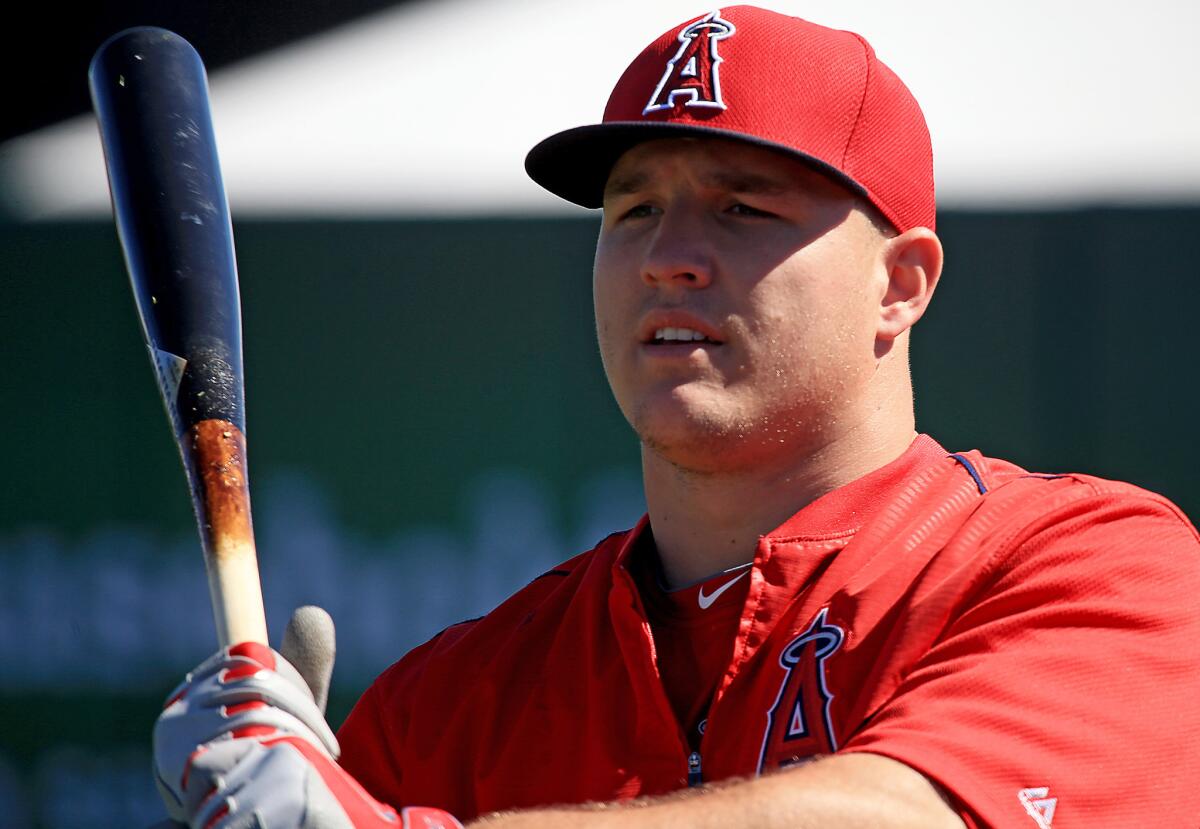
[90,27,269,648]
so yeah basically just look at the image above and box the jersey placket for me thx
[608,553,702,789]
[700,533,852,779]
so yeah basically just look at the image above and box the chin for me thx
[630,401,754,470]
[630,392,831,473]
[628,385,725,434]
[638,430,763,475]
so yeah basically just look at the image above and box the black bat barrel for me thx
[90,27,244,435]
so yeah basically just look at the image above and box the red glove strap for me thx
[265,735,402,824]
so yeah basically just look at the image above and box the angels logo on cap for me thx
[643,11,736,115]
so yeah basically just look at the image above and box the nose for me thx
[640,207,714,290]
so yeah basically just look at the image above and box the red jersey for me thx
[338,435,1200,827]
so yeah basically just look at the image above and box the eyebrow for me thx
[703,171,789,195]
[603,172,650,199]
[603,169,791,200]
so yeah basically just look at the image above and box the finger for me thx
[280,605,337,715]
[156,700,338,799]
[161,646,281,713]
[166,654,339,753]
[192,740,311,829]
[184,739,259,817]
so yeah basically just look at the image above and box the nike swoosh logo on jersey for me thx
[697,570,749,610]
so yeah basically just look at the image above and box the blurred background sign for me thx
[2,1,1197,825]
[3,0,1200,218]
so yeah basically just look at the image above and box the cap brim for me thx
[524,121,870,210]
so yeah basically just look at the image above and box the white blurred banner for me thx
[2,0,1198,218]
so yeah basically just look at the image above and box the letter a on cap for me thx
[643,10,736,115]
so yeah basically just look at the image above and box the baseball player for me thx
[152,6,1200,828]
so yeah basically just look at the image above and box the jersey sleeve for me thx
[841,486,1200,828]
[336,621,472,809]
[334,556,588,814]
[336,644,425,809]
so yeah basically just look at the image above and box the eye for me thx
[727,202,775,218]
[621,203,658,221]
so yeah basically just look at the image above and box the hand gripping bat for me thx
[90,27,269,648]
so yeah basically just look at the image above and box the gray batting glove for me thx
[152,606,454,828]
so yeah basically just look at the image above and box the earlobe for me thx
[877,228,943,342]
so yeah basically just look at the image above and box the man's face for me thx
[594,137,892,473]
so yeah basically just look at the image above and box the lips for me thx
[638,312,724,345]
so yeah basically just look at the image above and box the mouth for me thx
[650,326,721,345]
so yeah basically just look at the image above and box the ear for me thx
[876,227,943,342]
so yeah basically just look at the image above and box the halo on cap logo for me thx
[643,10,736,116]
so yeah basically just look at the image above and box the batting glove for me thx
[153,606,462,829]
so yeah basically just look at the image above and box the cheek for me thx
[592,276,619,350]
[592,237,619,315]
[592,256,628,374]
[743,279,823,355]
[593,233,643,314]
[742,277,873,382]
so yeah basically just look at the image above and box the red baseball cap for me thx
[525,6,935,232]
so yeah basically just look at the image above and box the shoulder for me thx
[847,455,1200,828]
[955,447,1196,532]
[945,447,1200,587]
[363,526,635,703]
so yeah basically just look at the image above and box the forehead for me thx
[603,137,855,202]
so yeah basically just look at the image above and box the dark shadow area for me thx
[0,0,417,143]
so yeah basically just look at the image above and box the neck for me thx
[642,388,916,589]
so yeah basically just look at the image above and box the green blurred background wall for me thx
[2,209,1197,825]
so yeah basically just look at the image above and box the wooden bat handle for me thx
[189,420,269,647]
